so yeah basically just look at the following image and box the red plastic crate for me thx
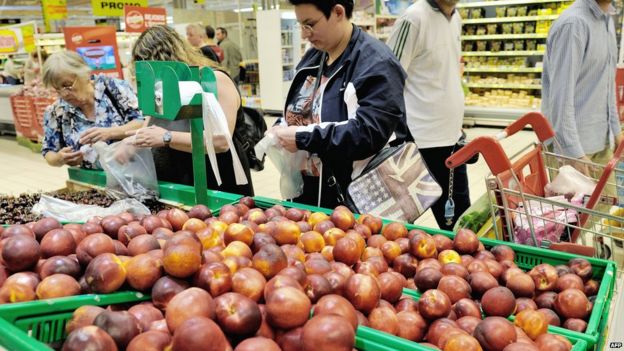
[9,95,37,141]
[32,97,56,140]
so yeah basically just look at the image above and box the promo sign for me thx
[91,0,148,17]
[0,22,36,54]
[63,26,124,79]
[124,6,167,33]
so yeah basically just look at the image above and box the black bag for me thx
[234,107,268,171]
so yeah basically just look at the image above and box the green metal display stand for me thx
[135,61,218,206]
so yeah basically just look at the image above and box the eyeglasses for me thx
[300,15,325,34]
[56,77,79,95]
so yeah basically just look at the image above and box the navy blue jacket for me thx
[285,25,412,207]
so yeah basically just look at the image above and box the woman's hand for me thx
[79,127,115,145]
[58,146,83,166]
[128,126,167,148]
[114,138,138,164]
[271,125,299,153]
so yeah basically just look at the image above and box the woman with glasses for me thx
[41,51,143,168]
[271,0,412,208]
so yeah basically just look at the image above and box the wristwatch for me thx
[162,131,172,147]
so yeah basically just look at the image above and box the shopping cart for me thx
[446,112,624,267]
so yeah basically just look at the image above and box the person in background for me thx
[542,0,622,167]
[216,27,243,81]
[386,0,470,230]
[2,55,23,85]
[186,23,221,63]
[271,0,412,208]
[205,25,225,63]
[24,50,48,84]
[41,51,143,168]
[130,25,254,196]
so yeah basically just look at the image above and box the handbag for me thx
[341,142,443,223]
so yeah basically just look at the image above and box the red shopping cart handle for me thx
[501,112,556,143]
[543,241,596,257]
[446,136,514,175]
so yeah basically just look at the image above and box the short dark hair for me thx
[216,27,227,36]
[205,25,216,39]
[288,0,354,19]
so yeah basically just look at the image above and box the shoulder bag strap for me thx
[102,80,125,120]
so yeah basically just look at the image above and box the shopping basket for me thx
[446,112,624,267]
[9,95,38,142]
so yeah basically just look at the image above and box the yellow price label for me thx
[0,30,18,53]
[20,24,36,53]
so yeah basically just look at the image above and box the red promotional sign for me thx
[63,26,123,79]
[125,6,167,33]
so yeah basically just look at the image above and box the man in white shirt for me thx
[387,0,470,230]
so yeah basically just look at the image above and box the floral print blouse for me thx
[41,74,143,167]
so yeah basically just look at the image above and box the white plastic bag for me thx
[32,195,151,222]
[93,141,159,201]
[255,133,306,199]
[545,165,596,197]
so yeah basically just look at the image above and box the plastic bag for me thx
[93,141,159,201]
[32,194,151,223]
[545,165,596,197]
[255,133,306,199]
[512,195,580,246]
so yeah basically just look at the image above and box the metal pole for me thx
[237,0,244,58]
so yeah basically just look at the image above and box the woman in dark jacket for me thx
[271,0,412,208]
[130,25,254,196]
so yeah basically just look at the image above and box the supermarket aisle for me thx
[0,123,537,231]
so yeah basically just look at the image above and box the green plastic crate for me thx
[356,324,588,351]
[252,196,616,350]
[0,291,404,351]
[0,291,150,351]
[67,167,242,209]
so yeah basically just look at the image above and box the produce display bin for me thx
[0,291,404,351]
[66,167,242,210]
[253,196,616,350]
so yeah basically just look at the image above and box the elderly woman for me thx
[41,51,143,168]
[129,25,254,196]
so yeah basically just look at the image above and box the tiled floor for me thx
[0,120,538,230]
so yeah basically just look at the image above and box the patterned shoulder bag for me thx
[332,142,443,223]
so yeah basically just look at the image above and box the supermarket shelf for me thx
[464,106,538,124]
[465,67,543,73]
[282,45,293,49]
[377,33,391,40]
[354,21,375,27]
[462,33,548,40]
[467,83,541,89]
[463,50,545,56]
[457,0,569,8]
[462,15,560,24]
[376,14,399,19]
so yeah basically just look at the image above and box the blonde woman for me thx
[130,25,254,196]
[41,51,143,168]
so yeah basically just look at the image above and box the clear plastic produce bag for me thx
[255,133,306,199]
[32,194,151,223]
[93,141,159,201]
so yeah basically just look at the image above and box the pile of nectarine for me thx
[0,197,594,351]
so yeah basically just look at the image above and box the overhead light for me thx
[234,7,262,13]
